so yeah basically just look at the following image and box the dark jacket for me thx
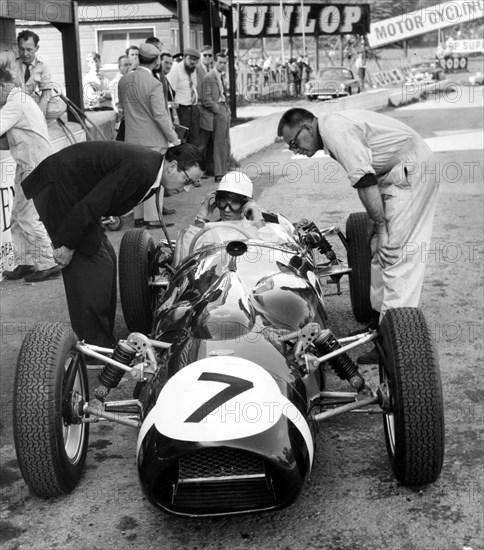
[22,141,162,255]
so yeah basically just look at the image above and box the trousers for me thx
[370,140,439,318]
[61,234,117,347]
[11,169,57,270]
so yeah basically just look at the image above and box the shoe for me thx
[2,265,35,280]
[24,265,62,282]
[357,347,379,365]
[147,221,174,228]
[134,219,147,227]
[214,175,224,183]
[162,207,176,216]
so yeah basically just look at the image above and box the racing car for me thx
[13,214,444,517]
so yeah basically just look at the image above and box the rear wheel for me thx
[378,308,445,485]
[13,323,89,496]
[119,229,155,334]
[346,212,373,322]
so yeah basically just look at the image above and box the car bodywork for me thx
[305,67,360,100]
[13,216,445,517]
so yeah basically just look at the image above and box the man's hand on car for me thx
[196,191,217,222]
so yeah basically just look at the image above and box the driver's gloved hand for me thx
[195,191,217,222]
[242,200,264,223]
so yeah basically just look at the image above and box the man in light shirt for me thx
[13,30,65,120]
[167,48,201,147]
[109,54,131,116]
[83,51,112,110]
[278,108,439,362]
[0,67,60,282]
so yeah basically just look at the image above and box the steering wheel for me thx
[188,222,254,256]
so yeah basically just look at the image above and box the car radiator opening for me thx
[156,447,278,514]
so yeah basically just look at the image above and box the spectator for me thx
[201,52,231,182]
[145,36,163,79]
[0,67,60,282]
[13,30,65,120]
[126,45,140,68]
[82,51,112,110]
[145,36,163,50]
[288,58,301,96]
[167,48,201,147]
[118,43,180,228]
[197,45,214,176]
[109,54,131,116]
[159,51,180,129]
[355,51,367,91]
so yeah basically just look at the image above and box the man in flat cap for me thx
[167,47,201,147]
[118,43,180,227]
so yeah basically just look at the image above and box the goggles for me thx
[215,197,246,213]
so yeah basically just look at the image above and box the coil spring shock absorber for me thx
[301,219,336,261]
[314,329,365,391]
[95,341,137,400]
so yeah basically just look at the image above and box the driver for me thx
[174,172,296,263]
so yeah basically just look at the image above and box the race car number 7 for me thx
[185,372,254,423]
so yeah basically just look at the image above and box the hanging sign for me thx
[238,3,370,38]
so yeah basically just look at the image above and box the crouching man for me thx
[22,141,205,347]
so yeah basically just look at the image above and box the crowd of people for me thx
[80,38,235,226]
[1,30,439,365]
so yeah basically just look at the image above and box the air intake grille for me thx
[179,447,265,481]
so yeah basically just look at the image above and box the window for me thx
[97,27,156,66]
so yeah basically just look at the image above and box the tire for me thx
[13,323,89,497]
[459,57,468,69]
[119,229,155,334]
[379,308,445,486]
[346,212,373,322]
[445,57,454,71]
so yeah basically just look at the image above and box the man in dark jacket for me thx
[22,141,205,347]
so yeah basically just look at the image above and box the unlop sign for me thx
[238,3,370,38]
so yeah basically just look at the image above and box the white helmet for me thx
[217,171,253,199]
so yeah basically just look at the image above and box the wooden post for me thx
[226,3,237,122]
[52,1,83,121]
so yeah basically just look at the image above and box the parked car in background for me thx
[407,61,445,83]
[305,67,360,100]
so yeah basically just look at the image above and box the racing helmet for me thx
[217,172,253,199]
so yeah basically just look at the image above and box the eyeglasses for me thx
[288,124,308,151]
[203,53,213,57]
[180,168,198,188]
[215,197,245,213]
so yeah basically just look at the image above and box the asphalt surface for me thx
[0,81,483,550]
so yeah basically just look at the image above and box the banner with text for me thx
[238,3,370,38]
[368,1,484,48]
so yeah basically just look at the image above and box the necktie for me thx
[188,73,197,105]
[221,75,227,101]
[24,63,31,82]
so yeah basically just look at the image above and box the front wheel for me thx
[378,308,445,485]
[13,323,89,496]
[119,229,155,334]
